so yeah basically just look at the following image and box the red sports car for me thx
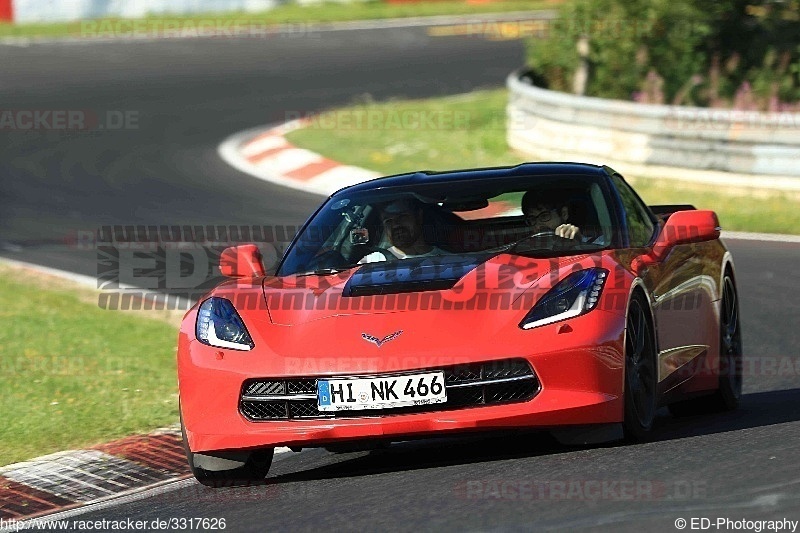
[178,163,742,486]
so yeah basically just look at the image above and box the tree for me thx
[526,0,799,109]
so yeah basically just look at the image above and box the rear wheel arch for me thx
[720,252,737,298]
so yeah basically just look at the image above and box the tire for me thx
[623,292,658,441]
[715,274,744,408]
[180,411,273,488]
[668,272,742,416]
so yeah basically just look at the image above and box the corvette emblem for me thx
[361,330,403,347]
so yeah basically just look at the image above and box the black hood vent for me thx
[342,254,488,297]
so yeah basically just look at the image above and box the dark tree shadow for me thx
[260,388,800,485]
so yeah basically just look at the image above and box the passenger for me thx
[521,190,605,245]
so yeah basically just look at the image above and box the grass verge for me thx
[285,89,800,235]
[0,1,557,39]
[0,264,180,466]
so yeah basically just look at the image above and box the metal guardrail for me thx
[506,70,800,180]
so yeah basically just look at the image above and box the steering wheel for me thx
[511,230,576,253]
[526,230,563,248]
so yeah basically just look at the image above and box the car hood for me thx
[263,253,590,326]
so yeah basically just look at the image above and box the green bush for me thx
[527,0,800,109]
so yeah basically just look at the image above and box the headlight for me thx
[519,268,608,330]
[196,297,255,350]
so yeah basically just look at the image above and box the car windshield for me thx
[277,173,617,277]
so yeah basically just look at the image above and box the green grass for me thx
[286,90,523,172]
[625,178,800,235]
[0,265,179,466]
[285,89,800,235]
[0,1,557,39]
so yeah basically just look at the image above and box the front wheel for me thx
[180,412,273,487]
[623,293,658,441]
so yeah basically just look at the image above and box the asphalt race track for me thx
[2,23,800,532]
[1,25,522,274]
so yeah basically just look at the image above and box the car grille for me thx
[240,359,539,421]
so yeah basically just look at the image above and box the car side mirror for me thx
[219,244,267,278]
[651,210,720,259]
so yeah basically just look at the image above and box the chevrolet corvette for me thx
[177,162,742,486]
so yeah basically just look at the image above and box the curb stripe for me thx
[305,165,381,191]
[459,200,518,220]
[0,429,190,520]
[246,144,291,164]
[285,158,341,181]
[241,135,287,158]
[255,147,322,174]
[218,119,377,197]
[0,451,172,503]
[0,0,11,23]
[93,434,189,475]
[0,477,74,519]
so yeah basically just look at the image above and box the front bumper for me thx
[178,308,627,454]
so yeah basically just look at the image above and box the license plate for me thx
[317,371,447,412]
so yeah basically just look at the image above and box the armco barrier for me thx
[506,70,800,186]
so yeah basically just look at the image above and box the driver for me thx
[359,198,444,263]
[521,189,584,241]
